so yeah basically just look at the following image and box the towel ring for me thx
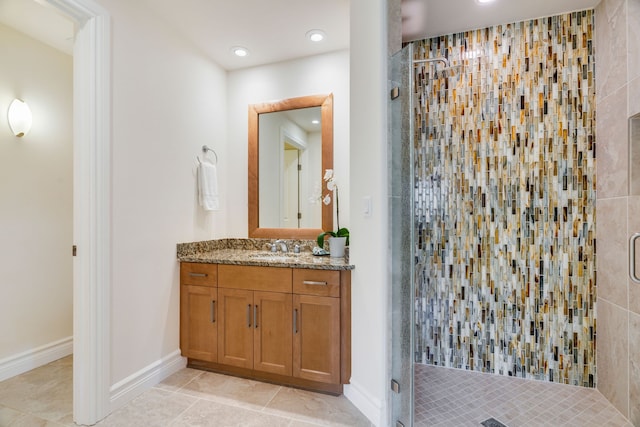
[202,145,218,165]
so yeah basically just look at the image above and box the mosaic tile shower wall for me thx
[413,10,596,386]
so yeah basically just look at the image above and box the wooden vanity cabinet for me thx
[216,288,253,368]
[293,294,340,383]
[292,269,349,385]
[217,265,293,376]
[216,287,293,376]
[180,262,351,395]
[253,290,293,375]
[180,263,218,362]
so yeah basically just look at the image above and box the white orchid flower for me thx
[316,168,348,249]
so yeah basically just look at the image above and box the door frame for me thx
[44,0,112,424]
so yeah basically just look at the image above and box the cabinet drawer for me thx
[293,269,340,297]
[181,262,218,287]
[218,265,292,293]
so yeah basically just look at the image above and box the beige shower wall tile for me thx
[630,312,640,426]
[632,281,640,316]
[596,0,628,100]
[597,299,630,418]
[597,85,629,198]
[630,76,640,117]
[631,114,640,195]
[628,196,640,314]
[598,197,629,308]
[628,0,640,83]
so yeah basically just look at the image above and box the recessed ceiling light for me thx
[231,46,249,57]
[306,30,326,42]
[476,0,495,3]
[312,119,320,125]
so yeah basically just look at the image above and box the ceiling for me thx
[0,0,74,55]
[402,0,600,42]
[0,0,600,70]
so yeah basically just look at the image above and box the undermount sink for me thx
[248,252,301,262]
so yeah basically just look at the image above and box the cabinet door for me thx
[253,291,292,376]
[217,288,253,369]
[181,285,217,362]
[293,294,340,384]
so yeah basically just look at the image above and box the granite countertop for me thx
[177,238,354,271]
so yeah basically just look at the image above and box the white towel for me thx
[198,161,219,211]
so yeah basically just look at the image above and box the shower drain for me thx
[481,418,508,427]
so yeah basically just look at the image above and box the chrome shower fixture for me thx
[413,57,450,67]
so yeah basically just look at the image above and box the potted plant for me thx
[316,169,349,257]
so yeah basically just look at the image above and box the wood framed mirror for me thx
[248,93,333,239]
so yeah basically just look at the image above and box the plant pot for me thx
[328,236,347,258]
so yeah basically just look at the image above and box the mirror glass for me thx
[258,107,322,228]
[248,94,333,239]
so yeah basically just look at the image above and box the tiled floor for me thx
[0,357,371,426]
[3,358,635,427]
[0,356,74,426]
[415,363,634,427]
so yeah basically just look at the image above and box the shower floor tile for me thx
[414,364,633,427]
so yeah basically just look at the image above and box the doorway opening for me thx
[46,0,112,424]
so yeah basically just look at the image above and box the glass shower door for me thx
[388,44,414,427]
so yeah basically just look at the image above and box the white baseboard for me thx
[344,380,385,427]
[109,350,187,413]
[0,336,73,382]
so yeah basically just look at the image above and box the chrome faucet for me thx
[273,239,288,253]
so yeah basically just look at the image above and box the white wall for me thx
[226,50,350,237]
[0,2,384,421]
[97,0,228,385]
[0,24,73,362]
[346,0,389,425]
[0,6,383,424]
[226,43,387,424]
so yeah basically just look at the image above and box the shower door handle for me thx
[630,233,640,283]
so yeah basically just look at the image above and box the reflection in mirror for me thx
[248,94,333,239]
[258,107,322,229]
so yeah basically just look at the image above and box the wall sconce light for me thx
[8,99,33,137]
